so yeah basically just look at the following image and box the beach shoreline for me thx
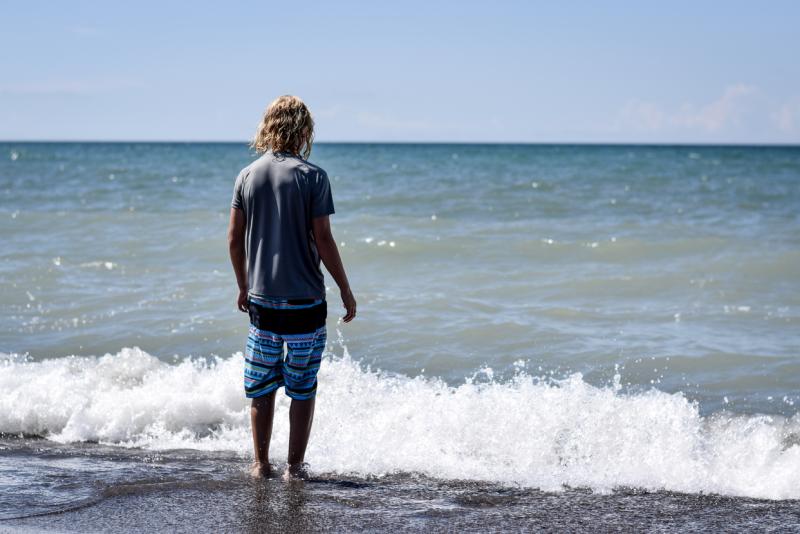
[2,435,800,532]
[3,461,799,532]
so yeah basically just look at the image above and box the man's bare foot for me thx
[282,462,310,481]
[249,462,273,478]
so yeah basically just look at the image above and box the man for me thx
[227,95,356,479]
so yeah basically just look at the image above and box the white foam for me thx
[79,260,115,270]
[1,346,799,500]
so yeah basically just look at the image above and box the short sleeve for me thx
[231,170,244,210]
[311,169,335,218]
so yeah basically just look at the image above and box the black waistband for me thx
[287,298,318,305]
[248,299,327,334]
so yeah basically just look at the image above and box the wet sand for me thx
[3,470,799,533]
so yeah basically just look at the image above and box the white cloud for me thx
[0,78,143,96]
[675,84,755,131]
[617,83,757,134]
[315,105,343,120]
[618,100,667,131]
[770,98,800,133]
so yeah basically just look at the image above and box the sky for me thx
[1,1,798,144]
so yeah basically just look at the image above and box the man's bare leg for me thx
[286,397,315,478]
[250,390,276,477]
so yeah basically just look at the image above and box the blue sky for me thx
[1,1,798,143]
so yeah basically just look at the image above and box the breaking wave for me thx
[2,345,799,500]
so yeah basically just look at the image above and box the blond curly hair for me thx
[251,95,315,159]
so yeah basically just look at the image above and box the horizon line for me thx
[1,139,799,148]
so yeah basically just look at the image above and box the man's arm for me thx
[227,207,248,312]
[312,215,356,322]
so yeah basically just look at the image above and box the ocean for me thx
[1,142,799,531]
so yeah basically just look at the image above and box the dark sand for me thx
[3,472,800,533]
[2,438,798,532]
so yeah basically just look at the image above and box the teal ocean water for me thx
[1,143,799,527]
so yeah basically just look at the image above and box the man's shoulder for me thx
[235,158,259,183]
[240,154,269,176]
[240,153,327,182]
[290,157,327,179]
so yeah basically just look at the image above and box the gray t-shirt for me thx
[231,151,335,299]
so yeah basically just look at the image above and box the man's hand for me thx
[341,287,356,323]
[312,215,356,324]
[237,288,248,313]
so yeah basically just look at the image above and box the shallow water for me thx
[1,142,799,525]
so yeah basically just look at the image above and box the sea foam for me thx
[1,345,799,500]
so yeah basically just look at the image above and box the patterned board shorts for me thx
[244,295,327,400]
